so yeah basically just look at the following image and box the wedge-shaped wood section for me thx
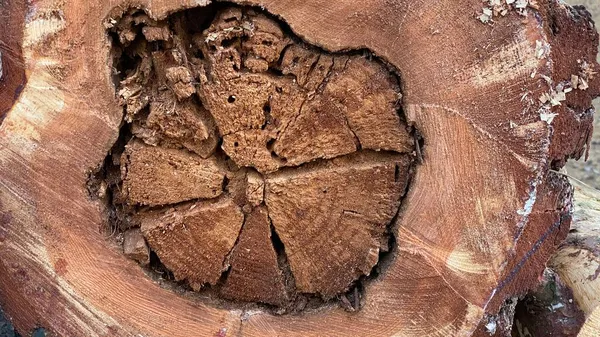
[318,56,413,153]
[273,96,359,166]
[266,152,410,297]
[220,206,288,306]
[140,198,244,289]
[121,141,225,206]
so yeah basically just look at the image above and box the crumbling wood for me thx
[220,206,289,306]
[265,152,410,298]
[140,198,244,289]
[121,141,226,206]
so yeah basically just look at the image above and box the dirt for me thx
[565,0,600,190]
[97,4,416,313]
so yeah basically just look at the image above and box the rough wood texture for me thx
[475,180,600,336]
[549,180,600,336]
[265,152,409,298]
[0,0,26,120]
[140,198,244,289]
[105,7,414,306]
[121,141,225,206]
[220,206,288,306]
[132,91,219,158]
[197,8,413,174]
[0,0,598,336]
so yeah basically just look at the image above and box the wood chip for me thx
[123,228,150,265]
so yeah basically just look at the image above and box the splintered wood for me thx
[105,6,415,309]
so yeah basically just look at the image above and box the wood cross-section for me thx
[221,206,289,306]
[266,152,411,298]
[104,5,416,309]
[140,198,244,290]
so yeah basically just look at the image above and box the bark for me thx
[0,0,598,336]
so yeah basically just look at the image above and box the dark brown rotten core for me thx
[97,5,416,310]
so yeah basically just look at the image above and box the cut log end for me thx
[1,0,598,335]
[96,4,416,310]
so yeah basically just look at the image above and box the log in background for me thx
[0,0,599,336]
[566,0,600,188]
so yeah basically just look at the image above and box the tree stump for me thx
[0,0,599,336]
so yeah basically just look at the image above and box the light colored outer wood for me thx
[579,309,600,337]
[548,180,600,336]
[0,1,597,336]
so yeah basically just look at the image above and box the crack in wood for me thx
[94,3,418,313]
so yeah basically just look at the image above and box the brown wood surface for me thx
[551,179,600,336]
[0,0,598,336]
[473,179,600,337]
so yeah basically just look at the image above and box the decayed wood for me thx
[106,7,415,307]
[121,141,225,206]
[140,198,244,290]
[0,0,598,336]
[198,8,412,174]
[131,91,219,158]
[265,152,410,298]
[220,206,289,306]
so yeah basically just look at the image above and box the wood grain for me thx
[0,0,597,336]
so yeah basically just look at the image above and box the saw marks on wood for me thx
[99,4,416,311]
